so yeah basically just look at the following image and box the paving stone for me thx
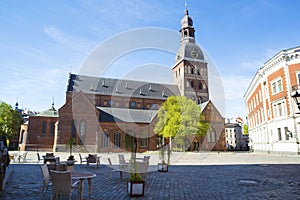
[1,152,300,199]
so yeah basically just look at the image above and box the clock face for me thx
[190,51,197,58]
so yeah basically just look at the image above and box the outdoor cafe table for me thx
[71,171,96,200]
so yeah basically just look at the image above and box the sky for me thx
[1,0,300,119]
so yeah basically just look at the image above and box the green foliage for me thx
[66,137,76,156]
[243,124,249,135]
[154,96,209,151]
[0,102,22,138]
[129,173,143,181]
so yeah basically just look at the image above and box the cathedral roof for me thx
[36,103,58,117]
[97,107,158,123]
[67,73,180,100]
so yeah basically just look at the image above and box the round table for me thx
[71,171,96,200]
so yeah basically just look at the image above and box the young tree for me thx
[243,124,249,135]
[0,102,22,138]
[154,96,209,156]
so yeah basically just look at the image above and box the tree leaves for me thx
[154,96,209,150]
[0,102,22,138]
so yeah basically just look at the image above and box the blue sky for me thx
[1,0,300,119]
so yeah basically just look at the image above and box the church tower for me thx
[172,8,209,104]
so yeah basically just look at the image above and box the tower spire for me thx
[185,0,188,12]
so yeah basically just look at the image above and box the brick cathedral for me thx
[19,8,225,153]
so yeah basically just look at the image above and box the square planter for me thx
[158,163,168,172]
[127,180,145,197]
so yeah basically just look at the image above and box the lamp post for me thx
[291,85,300,114]
[37,135,40,152]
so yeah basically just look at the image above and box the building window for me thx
[278,128,282,141]
[150,104,158,109]
[271,78,283,95]
[207,128,216,143]
[49,122,55,136]
[114,132,121,148]
[199,83,203,90]
[186,80,190,87]
[101,129,109,147]
[272,100,286,118]
[130,101,136,108]
[41,121,46,136]
[72,120,77,138]
[80,121,86,144]
[191,67,194,74]
[140,138,148,148]
[140,132,148,149]
[284,127,289,141]
[190,81,194,88]
[297,73,300,85]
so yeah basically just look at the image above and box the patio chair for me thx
[136,161,149,181]
[143,156,150,163]
[37,153,43,163]
[18,152,28,163]
[118,154,128,165]
[86,154,100,169]
[50,170,79,200]
[107,158,123,179]
[79,153,87,167]
[40,164,51,197]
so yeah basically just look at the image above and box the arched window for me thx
[114,131,121,148]
[191,67,194,74]
[199,83,203,90]
[190,81,194,88]
[150,104,158,109]
[80,120,86,144]
[140,131,148,148]
[41,121,46,136]
[207,128,217,143]
[71,120,76,138]
[101,129,109,147]
[50,122,55,136]
[130,101,136,108]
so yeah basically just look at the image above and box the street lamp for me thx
[37,135,40,152]
[291,85,300,114]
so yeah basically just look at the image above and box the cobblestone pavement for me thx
[1,152,300,200]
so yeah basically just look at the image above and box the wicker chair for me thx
[50,170,79,200]
[40,164,51,197]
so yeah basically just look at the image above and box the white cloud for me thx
[43,26,96,54]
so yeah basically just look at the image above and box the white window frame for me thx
[271,78,283,95]
[296,72,300,85]
[271,99,286,119]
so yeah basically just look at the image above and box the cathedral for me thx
[19,8,225,153]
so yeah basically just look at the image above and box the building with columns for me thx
[244,46,300,154]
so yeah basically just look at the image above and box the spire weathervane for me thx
[184,0,188,15]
